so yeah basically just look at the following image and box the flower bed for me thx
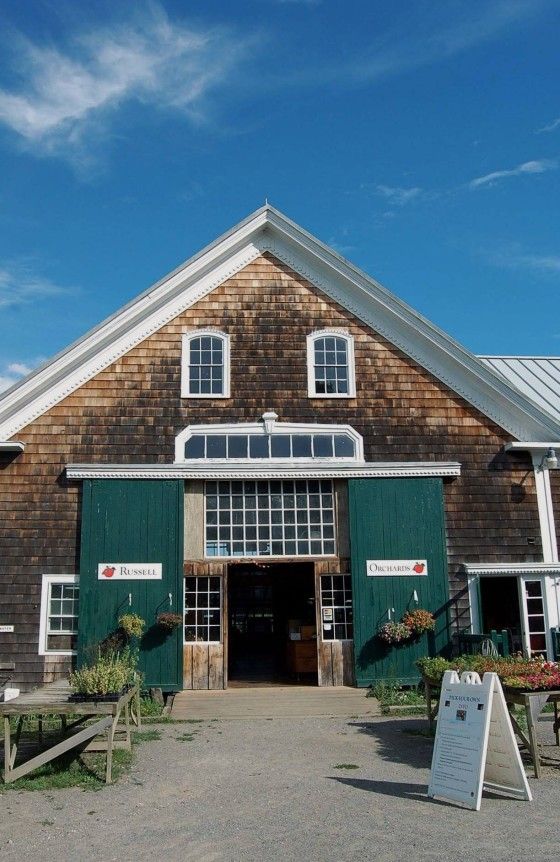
[416,655,560,692]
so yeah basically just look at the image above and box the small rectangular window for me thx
[291,435,312,457]
[228,435,248,458]
[184,577,222,642]
[320,574,353,640]
[249,435,269,458]
[40,576,79,655]
[206,435,227,458]
[313,434,334,457]
[184,436,205,459]
[271,436,291,458]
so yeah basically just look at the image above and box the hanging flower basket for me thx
[118,613,146,638]
[156,612,183,632]
[401,609,435,636]
[377,622,412,645]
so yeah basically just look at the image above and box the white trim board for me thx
[66,461,461,480]
[1,206,559,441]
[463,563,560,576]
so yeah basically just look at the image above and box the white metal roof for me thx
[478,357,560,426]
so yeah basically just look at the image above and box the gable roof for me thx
[1,205,559,442]
[478,356,560,426]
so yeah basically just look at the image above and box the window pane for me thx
[206,435,227,458]
[271,436,291,457]
[292,435,312,457]
[249,436,269,458]
[228,436,248,458]
[334,435,355,457]
[204,480,336,558]
[313,435,334,457]
[185,436,205,459]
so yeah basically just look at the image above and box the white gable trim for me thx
[1,205,559,442]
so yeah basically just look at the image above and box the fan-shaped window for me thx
[307,331,355,398]
[181,331,230,398]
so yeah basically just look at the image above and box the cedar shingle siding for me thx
[0,253,540,689]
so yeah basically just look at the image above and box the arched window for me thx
[181,331,230,398]
[307,330,355,398]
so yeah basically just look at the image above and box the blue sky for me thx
[0,0,559,391]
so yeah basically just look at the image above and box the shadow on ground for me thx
[348,718,434,770]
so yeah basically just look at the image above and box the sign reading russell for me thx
[98,563,162,581]
[366,559,428,577]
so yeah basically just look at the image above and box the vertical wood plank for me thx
[182,644,193,690]
[318,642,333,686]
[222,568,228,690]
[208,643,224,689]
[331,641,344,686]
[192,645,209,690]
[342,641,355,686]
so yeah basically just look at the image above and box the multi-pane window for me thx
[307,332,355,397]
[184,431,356,460]
[181,332,230,398]
[184,576,222,643]
[320,574,353,640]
[40,577,79,654]
[205,480,336,558]
[523,579,548,657]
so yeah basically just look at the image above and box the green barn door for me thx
[348,477,451,687]
[78,479,184,691]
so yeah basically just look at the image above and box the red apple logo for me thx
[413,562,425,574]
[102,566,116,578]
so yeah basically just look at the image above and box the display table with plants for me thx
[0,679,141,785]
[416,655,560,778]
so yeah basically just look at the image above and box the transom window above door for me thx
[307,330,356,398]
[175,416,364,463]
[181,330,230,398]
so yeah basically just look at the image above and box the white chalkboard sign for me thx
[428,670,532,811]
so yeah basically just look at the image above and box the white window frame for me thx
[181,330,230,399]
[175,420,364,464]
[39,574,79,656]
[306,329,356,399]
[183,575,223,645]
[319,573,353,642]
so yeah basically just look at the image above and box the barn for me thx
[1,206,559,692]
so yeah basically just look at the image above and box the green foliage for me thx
[139,695,165,716]
[69,647,140,696]
[0,749,133,793]
[416,654,560,690]
[369,680,425,714]
[333,763,360,770]
[118,613,146,638]
[132,729,161,743]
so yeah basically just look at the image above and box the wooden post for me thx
[4,716,10,783]
[524,695,541,779]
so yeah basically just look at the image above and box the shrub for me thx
[416,654,560,691]
[69,647,140,696]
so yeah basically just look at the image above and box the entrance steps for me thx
[170,686,381,720]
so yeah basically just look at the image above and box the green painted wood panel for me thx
[348,478,451,686]
[78,479,184,691]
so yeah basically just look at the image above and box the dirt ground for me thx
[1,713,560,862]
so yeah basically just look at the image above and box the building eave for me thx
[66,461,462,481]
[463,562,560,576]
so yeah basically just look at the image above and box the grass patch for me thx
[333,763,360,770]
[139,696,165,717]
[0,749,133,793]
[369,681,425,715]
[132,729,161,743]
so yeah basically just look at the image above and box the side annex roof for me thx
[0,205,559,442]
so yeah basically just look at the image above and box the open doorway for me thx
[479,576,522,653]
[228,562,317,685]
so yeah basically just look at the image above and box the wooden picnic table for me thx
[504,688,560,779]
[423,676,560,778]
[0,680,141,784]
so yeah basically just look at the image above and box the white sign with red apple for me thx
[97,563,162,580]
[366,559,428,577]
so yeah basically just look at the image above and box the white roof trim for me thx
[0,441,24,453]
[505,442,560,453]
[66,461,461,480]
[1,205,559,441]
[463,562,560,576]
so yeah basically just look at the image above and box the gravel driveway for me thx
[1,714,559,862]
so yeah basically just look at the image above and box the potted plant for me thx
[69,648,138,701]
[377,621,412,645]
[156,612,183,632]
[402,609,435,636]
[118,613,145,639]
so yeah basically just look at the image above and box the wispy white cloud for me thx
[0,359,42,393]
[0,5,254,162]
[375,185,422,206]
[469,159,557,189]
[487,246,560,276]
[537,117,560,134]
[0,263,73,309]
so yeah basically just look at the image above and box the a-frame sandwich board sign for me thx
[428,670,532,811]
